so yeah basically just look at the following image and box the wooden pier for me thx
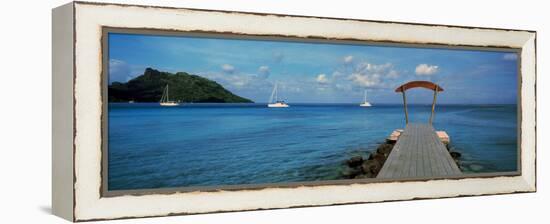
[376,81,462,179]
[377,123,461,178]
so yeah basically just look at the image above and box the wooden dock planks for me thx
[377,123,461,179]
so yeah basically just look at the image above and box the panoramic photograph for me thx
[106,32,519,191]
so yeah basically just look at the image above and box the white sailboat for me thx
[160,84,180,106]
[267,82,289,108]
[360,89,372,107]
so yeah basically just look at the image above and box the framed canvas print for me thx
[52,1,536,222]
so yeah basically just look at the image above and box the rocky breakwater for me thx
[342,129,462,179]
[342,142,395,179]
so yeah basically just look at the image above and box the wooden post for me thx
[429,86,438,125]
[401,86,408,124]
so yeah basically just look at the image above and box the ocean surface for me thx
[108,103,518,190]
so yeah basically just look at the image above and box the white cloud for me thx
[335,84,352,91]
[108,59,139,83]
[201,71,273,91]
[203,65,273,91]
[221,64,235,73]
[338,61,398,88]
[348,72,381,87]
[387,70,399,79]
[316,73,330,84]
[198,71,277,103]
[502,53,518,61]
[343,55,354,64]
[332,71,344,77]
[258,65,269,73]
[359,62,392,73]
[415,64,439,75]
[258,65,270,79]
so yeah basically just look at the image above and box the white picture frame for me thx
[52,1,536,221]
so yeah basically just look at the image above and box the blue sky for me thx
[109,33,518,104]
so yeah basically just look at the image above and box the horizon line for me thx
[110,102,517,106]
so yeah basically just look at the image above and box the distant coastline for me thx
[108,68,253,103]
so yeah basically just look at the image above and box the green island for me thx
[108,68,253,103]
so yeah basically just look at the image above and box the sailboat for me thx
[360,89,372,107]
[160,84,180,106]
[268,82,289,108]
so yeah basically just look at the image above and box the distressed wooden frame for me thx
[52,1,536,222]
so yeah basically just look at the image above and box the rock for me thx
[386,129,402,142]
[354,172,375,179]
[346,156,364,167]
[373,153,386,163]
[436,131,450,145]
[343,142,395,178]
[450,151,461,159]
[368,153,386,163]
[376,143,393,155]
[342,167,363,179]
[361,160,382,175]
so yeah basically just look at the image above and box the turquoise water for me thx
[108,103,518,190]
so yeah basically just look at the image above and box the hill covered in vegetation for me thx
[108,68,253,103]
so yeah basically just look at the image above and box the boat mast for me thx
[364,89,367,102]
[166,85,169,102]
[269,82,278,103]
[274,83,278,102]
[160,85,166,103]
